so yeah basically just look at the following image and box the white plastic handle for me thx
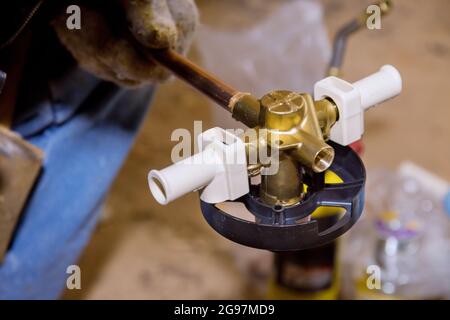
[314,65,402,145]
[353,65,402,110]
[148,128,249,205]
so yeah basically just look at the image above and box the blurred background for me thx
[64,0,450,299]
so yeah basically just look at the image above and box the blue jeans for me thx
[0,29,154,299]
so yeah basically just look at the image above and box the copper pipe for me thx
[149,49,238,111]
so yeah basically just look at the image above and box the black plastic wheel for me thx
[200,141,366,251]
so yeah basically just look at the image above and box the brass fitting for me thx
[315,97,339,141]
[259,153,303,206]
[260,91,335,173]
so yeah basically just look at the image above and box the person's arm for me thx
[51,0,198,86]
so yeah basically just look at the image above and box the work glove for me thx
[52,0,199,86]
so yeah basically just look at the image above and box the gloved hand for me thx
[52,0,198,86]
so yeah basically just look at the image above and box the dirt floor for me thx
[64,0,450,299]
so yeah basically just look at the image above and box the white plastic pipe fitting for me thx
[148,128,249,205]
[353,65,402,110]
[314,65,402,146]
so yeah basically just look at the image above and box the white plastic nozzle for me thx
[353,65,402,110]
[314,65,402,146]
[148,128,249,205]
[148,148,219,205]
